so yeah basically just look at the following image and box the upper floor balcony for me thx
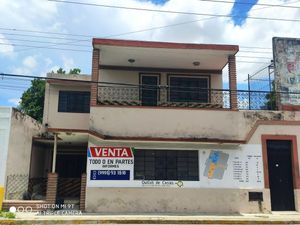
[97,84,280,110]
[91,38,240,110]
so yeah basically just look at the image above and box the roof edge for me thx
[93,38,239,52]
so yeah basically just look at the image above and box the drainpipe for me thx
[52,134,57,173]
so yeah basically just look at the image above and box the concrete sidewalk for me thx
[1,212,300,224]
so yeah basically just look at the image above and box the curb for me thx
[1,219,300,225]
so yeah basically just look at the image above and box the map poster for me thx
[273,37,300,105]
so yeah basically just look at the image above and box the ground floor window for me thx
[134,150,199,181]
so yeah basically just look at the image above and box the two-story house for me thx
[5,38,300,214]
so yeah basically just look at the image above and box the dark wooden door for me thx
[267,140,295,211]
[140,75,158,106]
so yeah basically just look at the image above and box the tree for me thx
[51,68,81,74]
[56,68,66,74]
[19,68,81,122]
[19,79,45,123]
[69,68,81,74]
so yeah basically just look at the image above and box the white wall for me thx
[0,107,12,187]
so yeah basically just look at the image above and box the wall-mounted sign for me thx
[86,145,264,189]
[87,147,134,182]
[273,37,300,105]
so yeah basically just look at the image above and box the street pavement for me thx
[1,211,300,225]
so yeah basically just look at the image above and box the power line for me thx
[197,0,300,9]
[2,0,292,53]
[0,32,274,52]
[0,43,91,53]
[48,0,300,23]
[236,55,272,59]
[1,0,296,54]
[239,50,272,54]
[239,46,271,50]
[0,27,93,38]
[0,37,90,47]
[1,42,274,59]
[0,72,273,90]
[0,32,90,42]
[237,61,270,64]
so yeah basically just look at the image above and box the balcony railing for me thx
[97,84,300,110]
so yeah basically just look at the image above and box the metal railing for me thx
[5,175,47,200]
[57,178,81,198]
[97,84,293,110]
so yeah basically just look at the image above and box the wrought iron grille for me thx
[57,178,81,198]
[97,84,289,110]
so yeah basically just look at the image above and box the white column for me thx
[52,134,57,173]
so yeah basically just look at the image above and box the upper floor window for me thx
[58,91,90,113]
[169,76,209,103]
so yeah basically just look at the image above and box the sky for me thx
[0,0,300,106]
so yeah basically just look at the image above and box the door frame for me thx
[261,135,300,190]
[139,73,161,103]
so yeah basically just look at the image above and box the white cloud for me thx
[1,0,300,86]
[44,58,53,67]
[11,55,38,75]
[0,34,14,56]
[8,98,20,106]
[62,56,75,72]
[23,56,37,69]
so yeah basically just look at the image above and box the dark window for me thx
[58,91,90,113]
[134,150,199,181]
[169,76,209,103]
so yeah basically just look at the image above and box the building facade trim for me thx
[93,38,239,52]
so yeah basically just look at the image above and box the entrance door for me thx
[140,75,159,106]
[267,140,295,211]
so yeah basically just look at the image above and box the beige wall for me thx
[29,144,52,178]
[86,187,270,213]
[43,83,90,130]
[90,107,298,140]
[100,69,222,88]
[5,109,43,177]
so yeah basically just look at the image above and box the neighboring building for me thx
[0,107,43,209]
[4,38,300,214]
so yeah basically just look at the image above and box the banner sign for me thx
[86,145,264,189]
[273,37,300,105]
[87,147,134,182]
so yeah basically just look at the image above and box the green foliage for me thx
[19,68,81,122]
[265,80,277,110]
[51,68,81,75]
[19,79,45,123]
[0,211,16,219]
[69,68,81,74]
[56,68,66,74]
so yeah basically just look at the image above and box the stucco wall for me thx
[5,109,43,177]
[43,83,90,130]
[86,187,270,213]
[90,107,298,140]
